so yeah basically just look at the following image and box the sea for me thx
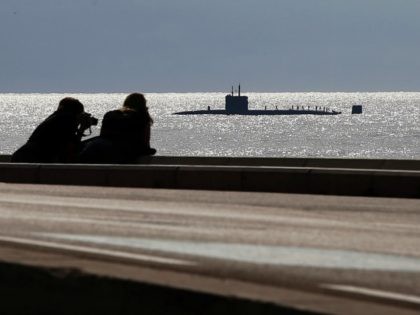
[1,92,420,159]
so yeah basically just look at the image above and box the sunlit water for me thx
[1,92,419,158]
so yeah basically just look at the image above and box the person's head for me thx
[123,93,147,111]
[122,93,153,124]
[57,97,84,116]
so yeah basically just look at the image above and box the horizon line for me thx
[1,90,420,94]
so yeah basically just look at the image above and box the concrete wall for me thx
[0,155,11,162]
[1,162,419,198]
[138,156,420,170]
[2,155,420,170]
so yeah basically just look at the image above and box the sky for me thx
[1,0,420,92]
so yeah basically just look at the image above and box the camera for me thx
[80,112,98,128]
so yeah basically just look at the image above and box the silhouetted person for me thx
[78,93,156,164]
[11,98,95,163]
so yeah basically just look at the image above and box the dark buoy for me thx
[352,105,363,114]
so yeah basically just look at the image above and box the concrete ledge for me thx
[0,155,11,162]
[308,169,375,196]
[242,168,310,194]
[372,171,420,197]
[2,155,420,170]
[108,165,178,188]
[0,163,40,183]
[39,164,109,186]
[1,163,420,198]
[176,166,244,191]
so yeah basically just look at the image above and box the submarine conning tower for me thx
[225,84,248,114]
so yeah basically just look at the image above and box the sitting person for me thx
[78,93,156,164]
[11,97,95,163]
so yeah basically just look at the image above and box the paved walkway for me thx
[0,182,419,314]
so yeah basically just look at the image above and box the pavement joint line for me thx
[320,284,420,306]
[0,235,194,267]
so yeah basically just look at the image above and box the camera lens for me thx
[90,117,98,126]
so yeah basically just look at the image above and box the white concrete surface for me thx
[0,182,419,314]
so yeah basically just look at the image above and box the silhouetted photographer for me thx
[78,93,156,164]
[11,97,97,163]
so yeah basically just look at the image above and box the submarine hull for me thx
[174,109,341,115]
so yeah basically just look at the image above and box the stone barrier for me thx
[0,162,419,198]
[0,155,11,162]
[1,154,420,170]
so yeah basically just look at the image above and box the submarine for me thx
[174,85,342,116]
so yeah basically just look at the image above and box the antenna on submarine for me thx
[238,83,241,97]
[231,86,234,96]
